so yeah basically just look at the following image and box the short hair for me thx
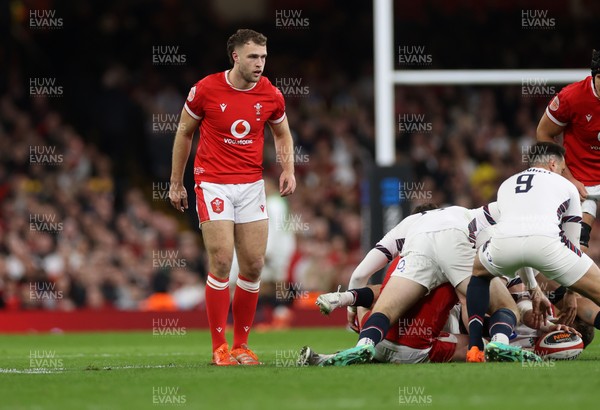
[572,317,595,348]
[592,49,600,77]
[226,29,267,65]
[528,141,565,167]
[411,203,438,215]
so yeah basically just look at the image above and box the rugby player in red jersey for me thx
[537,50,600,253]
[169,29,296,365]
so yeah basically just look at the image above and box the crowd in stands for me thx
[1,0,599,312]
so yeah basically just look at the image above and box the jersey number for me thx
[515,174,534,193]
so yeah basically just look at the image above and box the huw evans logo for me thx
[521,78,555,98]
[29,146,63,165]
[29,10,63,29]
[29,78,63,97]
[275,10,309,29]
[152,46,187,65]
[29,350,63,369]
[29,214,63,232]
[398,114,432,133]
[30,282,63,301]
[275,78,309,97]
[522,10,555,29]
[398,46,432,66]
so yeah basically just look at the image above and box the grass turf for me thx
[0,328,598,410]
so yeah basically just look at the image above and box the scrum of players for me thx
[298,141,600,365]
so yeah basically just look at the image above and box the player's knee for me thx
[209,251,233,277]
[241,256,265,280]
[580,222,592,248]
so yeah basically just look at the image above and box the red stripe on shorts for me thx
[195,184,210,223]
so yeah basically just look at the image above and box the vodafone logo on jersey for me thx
[230,119,251,138]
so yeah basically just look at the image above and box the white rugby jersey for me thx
[375,206,497,262]
[493,168,582,242]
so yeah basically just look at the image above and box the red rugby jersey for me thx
[545,76,600,185]
[184,71,286,184]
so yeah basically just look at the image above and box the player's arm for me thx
[537,112,587,200]
[169,108,199,212]
[268,116,296,197]
[536,112,564,143]
[348,249,390,290]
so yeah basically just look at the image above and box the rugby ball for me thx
[534,330,584,360]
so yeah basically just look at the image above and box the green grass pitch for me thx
[0,328,598,410]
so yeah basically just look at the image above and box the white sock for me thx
[491,333,510,345]
[338,291,355,307]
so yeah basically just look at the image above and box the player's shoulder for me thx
[186,73,223,103]
[558,76,592,98]
[257,75,283,97]
[193,72,224,89]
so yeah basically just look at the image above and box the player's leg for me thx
[580,188,597,253]
[316,256,399,314]
[321,276,428,366]
[564,262,600,310]
[202,220,237,365]
[464,241,537,362]
[195,182,238,365]
[230,219,268,363]
[581,212,594,253]
[574,296,600,331]
[464,254,495,361]
[359,276,427,345]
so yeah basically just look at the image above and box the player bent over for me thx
[316,203,539,366]
[303,265,583,365]
[304,258,466,365]
[169,29,296,365]
[466,142,600,362]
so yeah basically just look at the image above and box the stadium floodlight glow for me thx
[373,0,588,165]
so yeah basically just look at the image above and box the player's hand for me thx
[539,323,582,338]
[279,170,296,197]
[569,178,588,201]
[347,307,359,333]
[530,286,552,329]
[556,290,578,326]
[169,181,188,212]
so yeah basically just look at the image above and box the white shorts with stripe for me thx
[194,180,268,225]
[478,235,593,287]
[391,229,475,292]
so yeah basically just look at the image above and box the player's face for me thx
[233,42,267,84]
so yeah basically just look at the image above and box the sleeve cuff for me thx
[268,112,286,124]
[184,103,202,121]
[545,107,567,127]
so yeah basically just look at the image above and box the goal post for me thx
[373,0,588,166]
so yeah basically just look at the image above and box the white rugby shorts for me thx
[194,180,268,225]
[478,235,593,287]
[391,229,475,291]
